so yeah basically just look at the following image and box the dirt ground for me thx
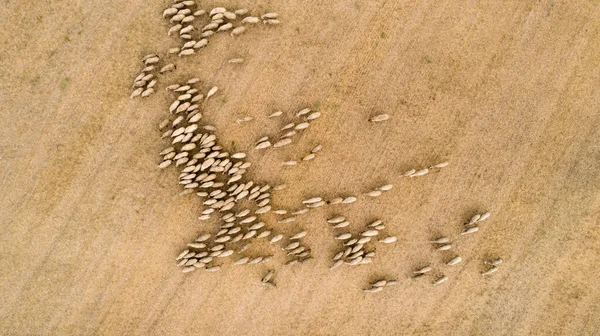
[1,0,599,335]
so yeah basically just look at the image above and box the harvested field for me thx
[0,0,599,335]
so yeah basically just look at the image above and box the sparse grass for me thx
[231,141,237,152]
[354,1,361,10]
[295,27,300,33]
[31,75,41,86]
[313,100,321,110]
[380,32,387,39]
[561,280,585,301]
[60,77,70,90]
[221,96,227,104]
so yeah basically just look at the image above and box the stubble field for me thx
[0,0,599,335]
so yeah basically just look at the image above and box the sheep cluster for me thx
[282,230,313,266]
[254,108,321,151]
[159,77,324,272]
[158,79,287,273]
[461,211,491,235]
[482,258,502,275]
[131,2,507,292]
[130,54,160,98]
[406,211,493,286]
[329,219,398,270]
[295,195,358,212]
[363,184,393,198]
[157,80,498,285]
[282,144,322,167]
[280,161,448,222]
[363,278,398,293]
[162,0,280,58]
[326,196,358,205]
[401,161,449,179]
[131,2,280,99]
[301,196,327,209]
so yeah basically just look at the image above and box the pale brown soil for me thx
[1,0,599,335]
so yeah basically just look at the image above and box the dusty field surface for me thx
[1,0,599,335]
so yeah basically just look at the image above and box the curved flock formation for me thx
[131,0,503,291]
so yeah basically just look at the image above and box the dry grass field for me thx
[1,0,599,335]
